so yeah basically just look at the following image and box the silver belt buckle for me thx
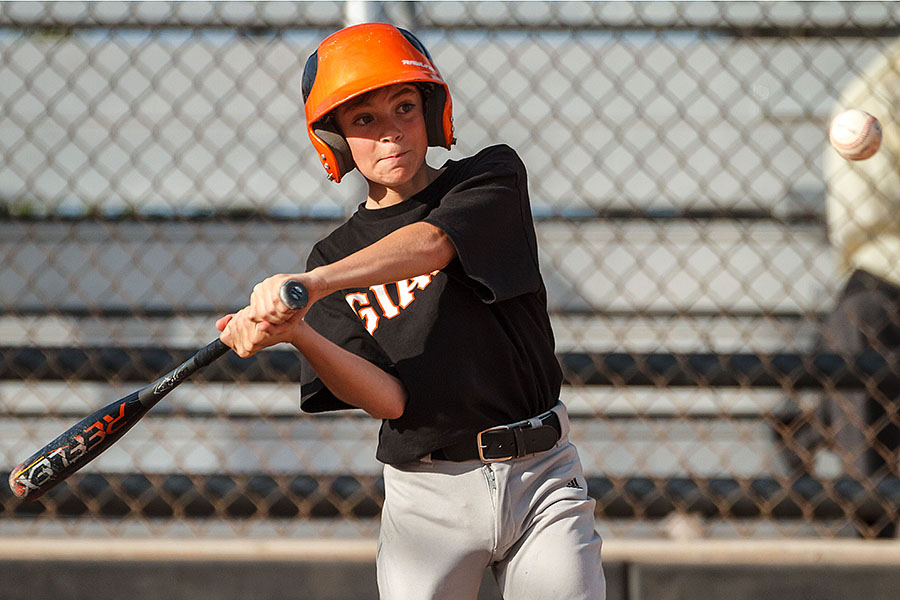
[477,424,513,463]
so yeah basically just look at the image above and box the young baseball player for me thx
[217,23,605,599]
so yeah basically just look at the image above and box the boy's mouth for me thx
[380,150,408,162]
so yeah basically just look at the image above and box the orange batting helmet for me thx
[302,23,455,183]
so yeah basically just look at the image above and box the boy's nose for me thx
[381,129,402,143]
[380,117,404,143]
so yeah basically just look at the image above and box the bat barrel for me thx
[8,391,147,500]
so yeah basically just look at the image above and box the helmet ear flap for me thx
[421,84,453,149]
[313,125,354,181]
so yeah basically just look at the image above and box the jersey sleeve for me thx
[423,145,542,303]
[298,247,398,414]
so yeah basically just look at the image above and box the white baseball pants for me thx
[376,403,605,600]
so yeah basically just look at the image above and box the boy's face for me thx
[333,84,431,192]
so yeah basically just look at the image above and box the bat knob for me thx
[280,280,309,311]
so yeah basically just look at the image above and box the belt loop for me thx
[551,401,569,440]
[512,427,527,459]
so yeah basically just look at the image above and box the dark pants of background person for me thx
[778,269,900,538]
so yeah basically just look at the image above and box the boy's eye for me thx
[398,102,415,114]
[353,114,373,126]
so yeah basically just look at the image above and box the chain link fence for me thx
[3,1,900,540]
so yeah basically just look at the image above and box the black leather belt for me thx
[430,410,562,463]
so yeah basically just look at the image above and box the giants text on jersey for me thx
[344,271,440,334]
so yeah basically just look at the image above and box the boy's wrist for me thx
[288,318,310,349]
[305,266,335,300]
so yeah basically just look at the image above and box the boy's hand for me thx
[217,306,304,358]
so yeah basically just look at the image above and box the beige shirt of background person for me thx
[825,38,900,288]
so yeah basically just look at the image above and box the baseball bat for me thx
[8,280,309,501]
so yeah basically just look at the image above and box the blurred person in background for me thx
[781,38,900,539]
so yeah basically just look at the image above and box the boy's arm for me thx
[249,221,456,327]
[317,221,456,296]
[219,221,449,418]
[217,309,406,419]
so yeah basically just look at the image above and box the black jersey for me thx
[298,145,563,464]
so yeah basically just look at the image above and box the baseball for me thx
[829,109,882,161]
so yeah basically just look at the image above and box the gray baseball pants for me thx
[376,402,605,599]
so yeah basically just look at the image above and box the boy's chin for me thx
[368,171,418,190]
